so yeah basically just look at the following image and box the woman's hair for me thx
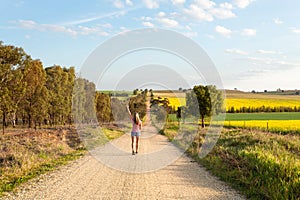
[133,113,140,125]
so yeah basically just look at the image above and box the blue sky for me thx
[1,0,300,91]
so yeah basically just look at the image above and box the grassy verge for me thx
[0,128,86,196]
[162,122,300,199]
[0,125,125,197]
[0,149,85,196]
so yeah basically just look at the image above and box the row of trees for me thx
[227,106,300,113]
[0,41,152,133]
[0,42,77,133]
[76,86,148,125]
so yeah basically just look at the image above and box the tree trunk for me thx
[15,114,18,126]
[201,115,205,128]
[2,112,6,134]
[12,112,16,128]
[28,114,32,128]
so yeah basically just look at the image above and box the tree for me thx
[187,85,223,128]
[45,66,64,125]
[62,67,75,125]
[95,92,112,123]
[207,85,224,115]
[185,90,199,117]
[193,85,211,128]
[83,79,96,123]
[176,106,182,125]
[22,60,48,128]
[133,89,138,95]
[0,42,30,133]
[72,78,86,124]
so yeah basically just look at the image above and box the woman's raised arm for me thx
[126,105,132,119]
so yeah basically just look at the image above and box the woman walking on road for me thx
[126,105,142,155]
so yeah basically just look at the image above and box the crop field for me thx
[225,98,300,112]
[225,90,300,111]
[154,90,300,134]
[153,90,300,112]
[153,91,186,107]
[225,112,300,120]
[222,120,300,133]
[222,112,300,134]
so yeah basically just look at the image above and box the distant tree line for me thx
[227,106,300,113]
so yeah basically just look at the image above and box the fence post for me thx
[267,122,269,132]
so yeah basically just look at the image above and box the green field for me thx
[225,112,300,121]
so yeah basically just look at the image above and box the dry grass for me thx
[0,128,85,195]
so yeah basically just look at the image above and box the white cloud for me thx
[125,0,133,6]
[142,21,154,28]
[183,1,235,21]
[141,16,153,21]
[290,28,300,34]
[172,0,186,5]
[232,0,255,8]
[101,23,113,29]
[236,56,299,69]
[257,50,281,54]
[113,0,124,8]
[215,25,232,37]
[170,12,181,17]
[25,34,30,39]
[44,24,78,36]
[63,10,129,25]
[242,28,256,36]
[158,18,179,28]
[184,4,213,21]
[225,48,248,55]
[194,0,216,9]
[17,20,77,36]
[78,26,109,36]
[16,20,111,37]
[210,5,236,19]
[18,20,37,29]
[273,18,283,24]
[143,0,159,9]
[220,2,233,9]
[158,11,166,17]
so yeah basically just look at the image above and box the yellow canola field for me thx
[168,97,186,108]
[225,98,300,111]
[223,120,300,132]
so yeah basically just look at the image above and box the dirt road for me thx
[2,101,245,200]
[2,125,245,199]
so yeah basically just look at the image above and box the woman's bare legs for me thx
[131,136,135,154]
[136,136,139,154]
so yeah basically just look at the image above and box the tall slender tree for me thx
[0,42,30,133]
[22,60,48,128]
